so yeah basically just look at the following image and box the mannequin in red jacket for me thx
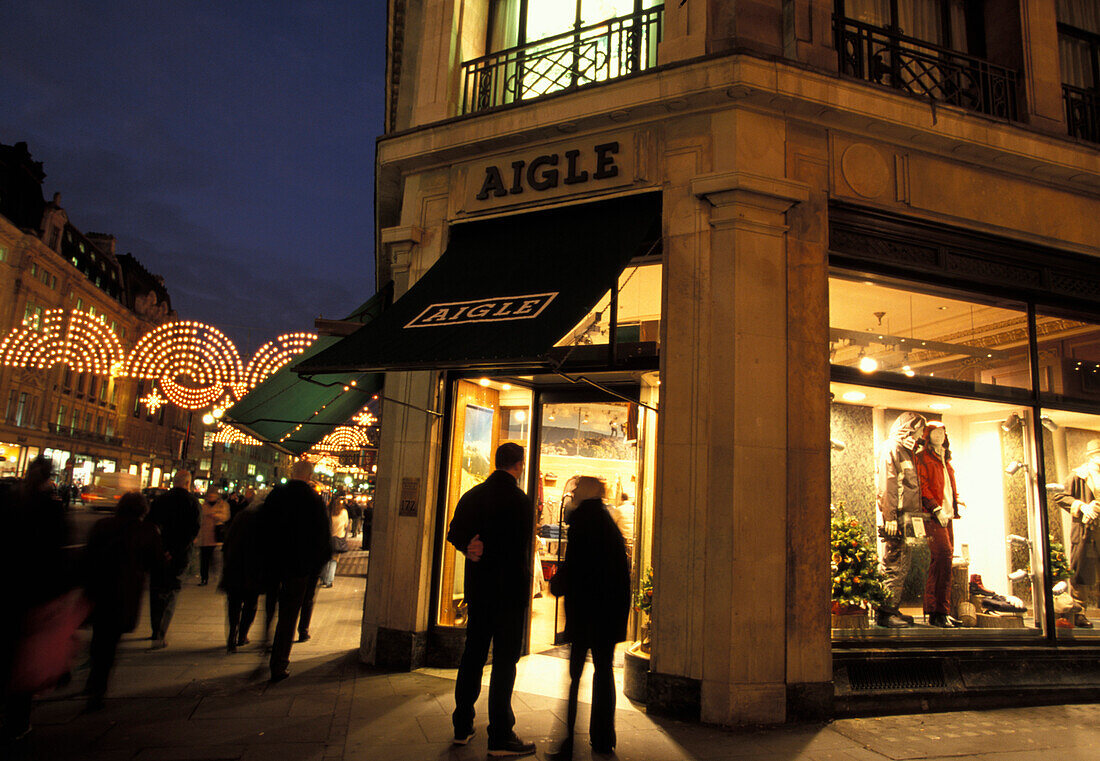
[916,421,961,627]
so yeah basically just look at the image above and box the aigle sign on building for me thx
[455,132,641,215]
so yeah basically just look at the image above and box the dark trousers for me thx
[565,639,617,750]
[149,581,180,640]
[263,581,279,642]
[298,573,319,637]
[924,521,955,615]
[86,622,124,700]
[453,602,525,743]
[199,546,215,582]
[270,576,309,675]
[227,591,258,647]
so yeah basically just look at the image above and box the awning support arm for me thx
[380,394,443,418]
[295,374,443,418]
[551,369,659,414]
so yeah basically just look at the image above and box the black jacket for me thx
[446,470,534,608]
[220,506,265,594]
[259,480,331,581]
[148,487,201,578]
[83,511,163,632]
[556,498,631,645]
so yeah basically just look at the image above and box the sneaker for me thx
[488,734,536,757]
[1075,613,1094,628]
[297,633,311,643]
[452,728,475,746]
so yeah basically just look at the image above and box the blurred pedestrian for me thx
[320,498,349,588]
[228,490,247,520]
[147,470,201,649]
[549,476,630,759]
[446,442,536,757]
[347,497,363,538]
[198,488,230,586]
[1,456,71,743]
[258,461,330,682]
[362,498,373,552]
[81,492,163,711]
[220,492,265,653]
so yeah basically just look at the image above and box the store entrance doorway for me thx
[528,396,640,655]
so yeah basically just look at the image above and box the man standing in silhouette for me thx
[447,442,536,757]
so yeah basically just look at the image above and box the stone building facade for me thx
[318,1,1100,724]
[0,142,184,485]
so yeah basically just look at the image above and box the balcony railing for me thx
[836,17,1018,121]
[461,6,663,115]
[1064,83,1100,144]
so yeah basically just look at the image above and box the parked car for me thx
[84,471,142,510]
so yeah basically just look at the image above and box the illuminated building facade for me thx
[0,141,189,485]
[314,0,1100,724]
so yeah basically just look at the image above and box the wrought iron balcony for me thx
[1064,83,1100,144]
[836,17,1018,121]
[461,6,663,115]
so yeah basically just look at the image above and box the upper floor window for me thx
[836,0,1016,120]
[22,303,43,330]
[1057,0,1100,143]
[842,0,970,51]
[464,0,663,114]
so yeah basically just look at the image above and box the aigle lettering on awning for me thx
[296,191,660,375]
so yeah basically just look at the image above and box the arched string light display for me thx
[0,310,320,411]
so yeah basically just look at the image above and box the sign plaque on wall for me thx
[399,477,420,517]
[457,132,639,214]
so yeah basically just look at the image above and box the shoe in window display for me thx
[875,608,910,628]
[928,612,956,628]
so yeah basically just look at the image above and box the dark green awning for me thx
[224,284,391,455]
[296,193,660,374]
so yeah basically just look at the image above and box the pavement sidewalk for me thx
[10,562,1100,761]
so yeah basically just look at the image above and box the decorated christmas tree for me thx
[831,506,888,610]
[1049,540,1071,583]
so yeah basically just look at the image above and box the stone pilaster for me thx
[651,167,809,726]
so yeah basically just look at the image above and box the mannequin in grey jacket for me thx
[876,411,927,628]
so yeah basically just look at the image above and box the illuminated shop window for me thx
[830,275,1030,396]
[555,262,662,349]
[830,383,1048,639]
[827,272,1100,640]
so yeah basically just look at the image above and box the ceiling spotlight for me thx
[858,355,879,374]
[841,391,867,403]
[929,403,951,411]
[478,378,491,387]
[1006,534,1030,547]
[1040,415,1060,432]
[1004,460,1025,476]
[501,383,512,391]
[901,365,916,377]
[1008,569,1029,582]
[1001,412,1023,433]
[830,438,846,451]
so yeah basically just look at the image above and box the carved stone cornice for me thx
[380,225,424,275]
[691,172,810,235]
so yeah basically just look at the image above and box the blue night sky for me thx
[0,1,385,354]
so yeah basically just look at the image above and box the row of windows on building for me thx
[21,295,129,338]
[464,1,1100,144]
